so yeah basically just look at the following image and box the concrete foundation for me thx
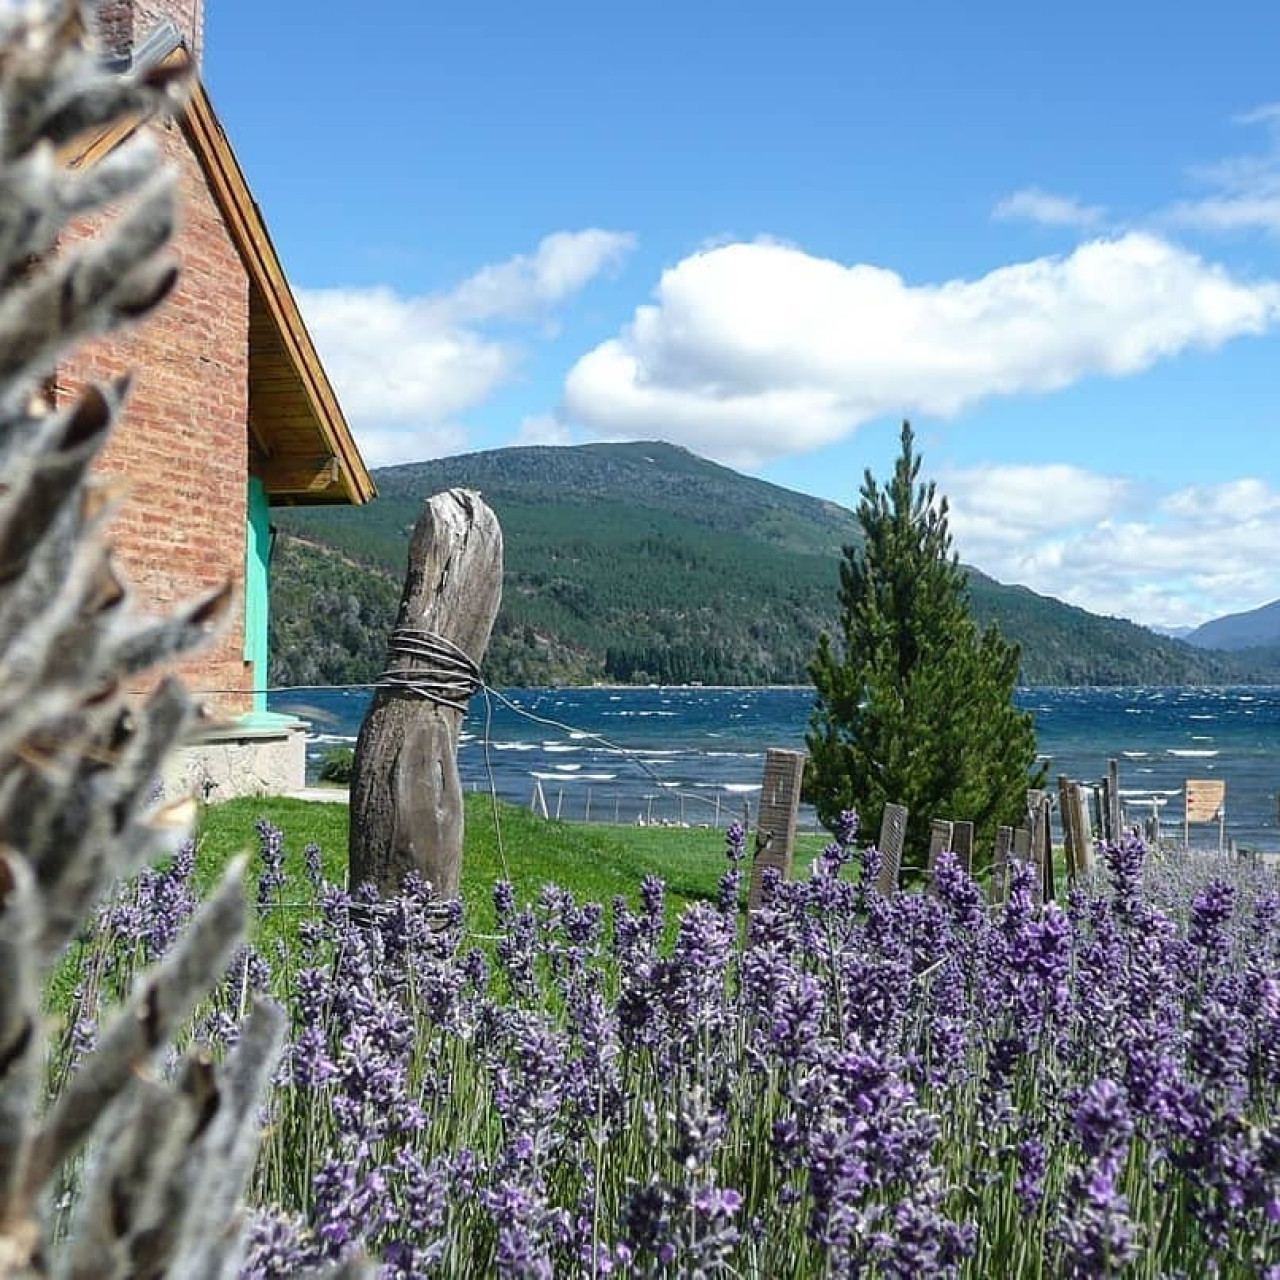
[164,711,307,801]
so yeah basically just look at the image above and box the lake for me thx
[270,685,1280,850]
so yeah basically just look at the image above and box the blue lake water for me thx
[270,685,1280,850]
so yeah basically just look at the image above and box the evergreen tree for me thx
[804,422,1044,870]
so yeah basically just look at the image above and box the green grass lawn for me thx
[196,794,831,940]
[195,795,1071,936]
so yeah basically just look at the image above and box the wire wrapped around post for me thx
[378,626,482,713]
[348,488,504,900]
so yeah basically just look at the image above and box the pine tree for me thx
[804,421,1044,871]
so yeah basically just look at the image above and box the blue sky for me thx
[205,0,1280,631]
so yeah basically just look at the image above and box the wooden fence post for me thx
[1107,757,1121,842]
[747,749,806,910]
[990,825,1013,904]
[348,489,503,899]
[1073,784,1094,875]
[876,803,908,895]
[926,818,953,889]
[951,820,974,876]
[1027,789,1051,904]
[1057,775,1078,876]
[1038,797,1055,903]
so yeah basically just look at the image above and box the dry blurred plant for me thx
[0,4,289,1275]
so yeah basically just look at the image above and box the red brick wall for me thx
[94,0,205,67]
[59,111,252,719]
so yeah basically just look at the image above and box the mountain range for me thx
[268,441,1280,689]
[1184,598,1280,651]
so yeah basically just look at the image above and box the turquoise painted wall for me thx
[244,476,270,714]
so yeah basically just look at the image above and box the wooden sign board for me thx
[1184,778,1225,853]
[1185,779,1225,824]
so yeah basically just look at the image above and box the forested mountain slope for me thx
[269,441,1280,689]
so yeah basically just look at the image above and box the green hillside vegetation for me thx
[268,441,1280,690]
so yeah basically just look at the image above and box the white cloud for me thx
[941,463,1280,629]
[1166,103,1280,234]
[562,234,1280,466]
[992,187,1106,228]
[447,230,635,323]
[512,412,575,446]
[299,229,635,466]
[941,463,1133,578]
[355,422,469,470]
[1160,477,1280,524]
[300,286,517,428]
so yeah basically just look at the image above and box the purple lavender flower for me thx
[717,822,746,913]
[1101,832,1146,918]
[1016,1136,1047,1215]
[1072,1078,1133,1163]
[724,820,746,866]
[932,850,985,929]
[302,840,323,890]
[1053,1159,1141,1276]
[494,878,516,923]
[1053,1077,1141,1274]
[241,1208,321,1277]
[639,874,666,943]
[255,818,287,911]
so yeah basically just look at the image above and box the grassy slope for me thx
[197,794,830,942]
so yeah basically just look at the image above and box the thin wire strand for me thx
[192,675,736,816]
[479,685,510,881]
[191,655,764,898]
[480,685,719,802]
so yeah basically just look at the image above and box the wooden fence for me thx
[738,753,1140,910]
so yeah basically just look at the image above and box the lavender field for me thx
[54,821,1279,1278]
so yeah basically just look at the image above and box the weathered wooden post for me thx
[1107,757,1121,841]
[926,818,954,888]
[951,820,974,876]
[1037,796,1055,902]
[1057,775,1079,875]
[990,824,1013,904]
[1027,788,1052,904]
[349,489,503,898]
[1073,783,1094,875]
[876,803,908,895]
[747,749,806,910]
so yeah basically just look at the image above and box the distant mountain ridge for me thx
[1186,598,1280,651]
[268,441,1280,689]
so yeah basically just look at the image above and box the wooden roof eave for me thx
[179,80,376,506]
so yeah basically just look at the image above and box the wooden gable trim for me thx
[179,81,376,506]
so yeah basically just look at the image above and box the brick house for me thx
[58,0,376,796]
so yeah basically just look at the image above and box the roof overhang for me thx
[67,39,376,507]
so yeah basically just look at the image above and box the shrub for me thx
[318,746,355,786]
